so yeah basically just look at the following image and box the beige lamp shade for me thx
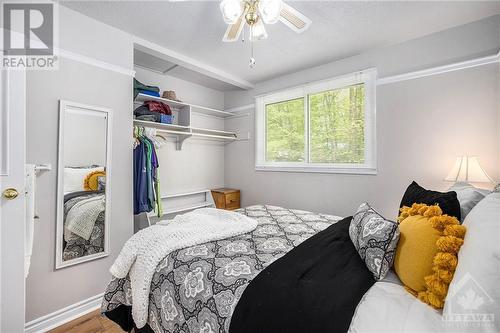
[445,156,493,183]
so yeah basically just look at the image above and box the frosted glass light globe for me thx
[258,0,283,24]
[220,0,243,24]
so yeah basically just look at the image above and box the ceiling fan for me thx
[219,0,311,67]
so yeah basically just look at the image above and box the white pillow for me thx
[448,182,491,222]
[64,166,104,193]
[443,193,500,332]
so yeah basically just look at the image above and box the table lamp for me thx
[445,156,493,183]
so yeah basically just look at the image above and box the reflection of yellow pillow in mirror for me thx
[394,203,466,309]
[84,170,106,191]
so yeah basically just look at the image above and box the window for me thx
[255,69,376,174]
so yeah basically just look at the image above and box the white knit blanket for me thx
[65,194,105,240]
[109,208,257,328]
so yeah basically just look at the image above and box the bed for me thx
[102,199,498,333]
[63,190,105,261]
[102,205,342,332]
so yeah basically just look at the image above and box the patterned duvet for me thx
[102,205,342,333]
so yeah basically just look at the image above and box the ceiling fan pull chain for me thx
[249,25,256,68]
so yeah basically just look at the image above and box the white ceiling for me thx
[63,1,500,89]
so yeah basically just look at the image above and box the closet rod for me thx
[190,132,238,140]
[190,127,237,137]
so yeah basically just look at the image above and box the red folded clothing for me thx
[144,101,172,115]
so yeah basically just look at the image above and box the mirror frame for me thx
[55,100,113,269]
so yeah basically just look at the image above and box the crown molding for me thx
[378,50,500,86]
[58,49,136,77]
[224,104,255,113]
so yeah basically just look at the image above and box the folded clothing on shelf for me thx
[138,89,160,98]
[134,105,174,124]
[136,114,160,122]
[134,105,161,122]
[144,101,172,115]
[133,78,160,99]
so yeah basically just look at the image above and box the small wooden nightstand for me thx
[211,188,240,211]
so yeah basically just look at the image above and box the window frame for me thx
[255,69,377,174]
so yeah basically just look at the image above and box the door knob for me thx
[3,188,19,200]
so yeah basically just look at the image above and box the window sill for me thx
[255,165,378,175]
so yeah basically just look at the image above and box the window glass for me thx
[265,98,305,162]
[309,84,365,163]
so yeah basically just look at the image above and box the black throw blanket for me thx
[229,216,375,333]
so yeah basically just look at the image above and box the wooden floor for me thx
[49,310,126,333]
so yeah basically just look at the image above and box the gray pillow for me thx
[97,176,106,191]
[494,183,500,193]
[448,182,490,222]
[349,203,400,281]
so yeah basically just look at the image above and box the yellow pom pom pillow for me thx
[394,203,466,309]
[84,170,106,191]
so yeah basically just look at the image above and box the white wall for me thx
[63,111,107,167]
[224,15,500,219]
[25,6,134,322]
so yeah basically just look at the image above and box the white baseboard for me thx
[24,293,104,333]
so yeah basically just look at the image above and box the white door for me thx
[0,69,26,332]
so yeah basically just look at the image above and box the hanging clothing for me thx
[151,143,162,217]
[133,140,149,214]
[133,130,163,217]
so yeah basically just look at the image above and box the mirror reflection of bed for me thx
[56,101,111,268]
[62,166,106,261]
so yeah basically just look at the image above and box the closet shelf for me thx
[133,119,239,149]
[133,119,190,132]
[135,93,188,110]
[134,93,236,118]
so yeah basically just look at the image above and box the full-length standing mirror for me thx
[56,100,112,269]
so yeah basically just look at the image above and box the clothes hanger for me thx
[155,134,167,141]
[145,127,165,149]
[133,126,140,149]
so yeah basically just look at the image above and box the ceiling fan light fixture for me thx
[258,0,283,24]
[220,0,244,24]
[250,19,268,41]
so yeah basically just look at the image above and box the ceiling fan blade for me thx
[279,3,311,33]
[223,14,245,42]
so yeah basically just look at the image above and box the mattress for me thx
[102,205,342,332]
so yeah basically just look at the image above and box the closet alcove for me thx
[132,44,250,231]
